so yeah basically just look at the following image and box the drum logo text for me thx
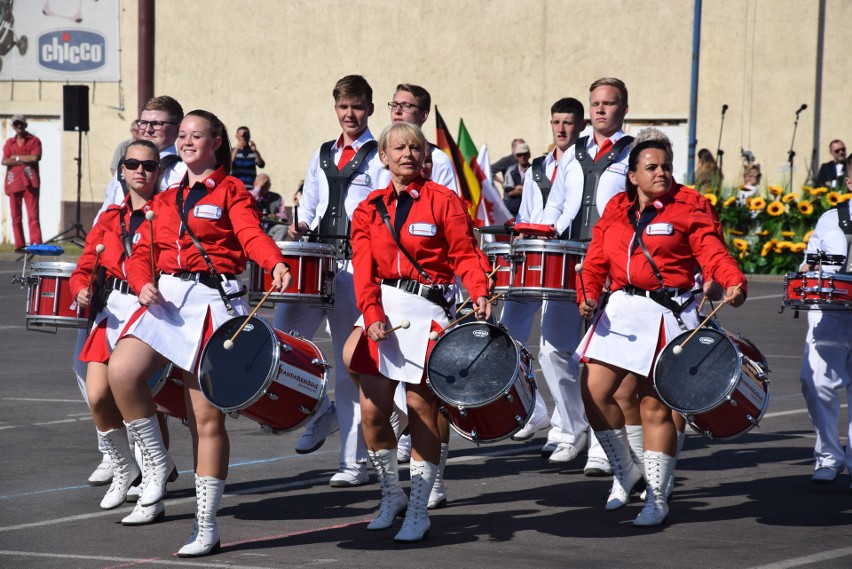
[242,323,255,332]
[699,336,715,345]
[472,329,489,338]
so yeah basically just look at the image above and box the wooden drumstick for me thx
[145,210,157,283]
[672,283,743,355]
[574,262,589,304]
[428,292,504,341]
[696,294,709,315]
[223,285,277,350]
[86,244,105,291]
[387,320,411,334]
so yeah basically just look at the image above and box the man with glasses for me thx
[96,96,186,219]
[3,114,42,252]
[815,140,847,189]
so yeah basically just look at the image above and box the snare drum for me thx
[25,262,90,330]
[508,239,587,300]
[426,322,536,444]
[482,242,512,295]
[783,271,852,310]
[653,327,770,440]
[198,316,328,433]
[148,365,188,421]
[248,241,335,305]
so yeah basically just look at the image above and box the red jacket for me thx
[579,183,746,304]
[126,167,285,293]
[351,178,491,328]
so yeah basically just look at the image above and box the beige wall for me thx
[1,0,849,240]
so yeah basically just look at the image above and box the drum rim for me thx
[482,242,511,252]
[426,321,523,408]
[511,239,588,254]
[653,327,744,414]
[274,241,336,255]
[28,261,78,274]
[198,315,280,413]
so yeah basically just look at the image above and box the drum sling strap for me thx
[531,155,552,204]
[627,206,693,331]
[838,201,852,273]
[175,187,245,316]
[371,196,453,319]
[570,135,634,241]
[317,139,378,259]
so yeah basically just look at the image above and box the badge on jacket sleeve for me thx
[408,223,437,237]
[193,205,223,219]
[646,223,673,236]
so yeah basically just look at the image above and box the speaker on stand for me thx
[47,84,90,243]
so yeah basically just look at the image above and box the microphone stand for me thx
[715,104,728,173]
[788,106,806,191]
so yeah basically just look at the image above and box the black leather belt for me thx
[621,285,689,299]
[171,271,236,289]
[106,277,131,295]
[381,278,452,309]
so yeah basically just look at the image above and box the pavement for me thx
[1,259,850,569]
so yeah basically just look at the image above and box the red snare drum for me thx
[248,241,335,305]
[482,242,512,295]
[25,262,90,331]
[653,326,770,440]
[508,239,586,300]
[148,365,188,421]
[427,322,536,444]
[783,271,852,310]
[198,316,328,433]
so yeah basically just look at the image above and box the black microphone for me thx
[722,104,729,114]
[796,103,807,115]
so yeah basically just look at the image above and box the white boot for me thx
[126,415,175,507]
[122,500,165,525]
[177,475,224,557]
[98,427,141,509]
[665,431,686,498]
[634,451,675,527]
[626,424,644,472]
[394,459,437,543]
[367,449,408,530]
[595,428,642,511]
[125,441,144,503]
[428,443,449,510]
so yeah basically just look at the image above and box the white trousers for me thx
[500,298,587,445]
[800,310,852,471]
[274,268,367,465]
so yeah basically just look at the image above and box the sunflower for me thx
[798,201,814,215]
[723,196,737,207]
[756,229,769,236]
[732,238,748,252]
[749,196,767,211]
[804,229,814,242]
[840,194,852,203]
[768,185,783,196]
[791,242,806,253]
[782,193,797,203]
[781,230,796,237]
[777,241,794,250]
[809,186,828,196]
[703,193,718,206]
[827,192,842,206]
[801,185,814,193]
[767,201,785,216]
[761,242,773,257]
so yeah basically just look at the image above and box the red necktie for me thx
[595,139,614,162]
[549,163,558,183]
[338,145,355,170]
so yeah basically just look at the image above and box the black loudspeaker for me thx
[63,85,90,132]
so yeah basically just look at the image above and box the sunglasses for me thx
[123,159,159,172]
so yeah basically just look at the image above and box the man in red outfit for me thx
[3,115,43,251]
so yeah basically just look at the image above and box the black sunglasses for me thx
[123,159,159,172]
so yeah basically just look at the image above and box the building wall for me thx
[1,0,849,242]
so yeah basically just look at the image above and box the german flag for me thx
[434,107,481,222]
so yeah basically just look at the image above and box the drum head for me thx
[427,322,518,407]
[654,328,739,414]
[199,316,278,412]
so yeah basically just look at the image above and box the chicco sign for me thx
[38,30,106,72]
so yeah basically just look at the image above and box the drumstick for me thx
[223,285,277,350]
[428,292,505,341]
[574,263,589,304]
[145,211,157,283]
[672,283,743,355]
[86,244,105,291]
[696,294,709,315]
[387,320,411,334]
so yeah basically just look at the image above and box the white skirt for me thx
[96,289,142,352]
[354,284,454,384]
[574,289,699,377]
[122,273,247,373]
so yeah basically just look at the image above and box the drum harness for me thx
[624,204,695,331]
[371,195,454,320]
[316,139,378,260]
[569,135,634,241]
[838,201,852,273]
[531,155,552,203]
[174,183,246,316]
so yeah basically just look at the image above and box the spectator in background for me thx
[109,120,142,175]
[694,148,723,191]
[251,173,288,240]
[814,139,847,189]
[491,137,527,181]
[738,163,762,204]
[231,126,265,190]
[3,114,42,251]
[502,142,531,216]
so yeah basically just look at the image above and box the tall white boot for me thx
[98,427,141,509]
[126,415,175,507]
[664,430,685,498]
[366,449,408,530]
[177,475,224,557]
[595,428,643,510]
[634,450,675,527]
[428,443,449,510]
[394,459,437,543]
[122,438,165,525]
[88,430,113,486]
[626,424,644,472]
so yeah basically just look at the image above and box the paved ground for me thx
[1,258,850,569]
